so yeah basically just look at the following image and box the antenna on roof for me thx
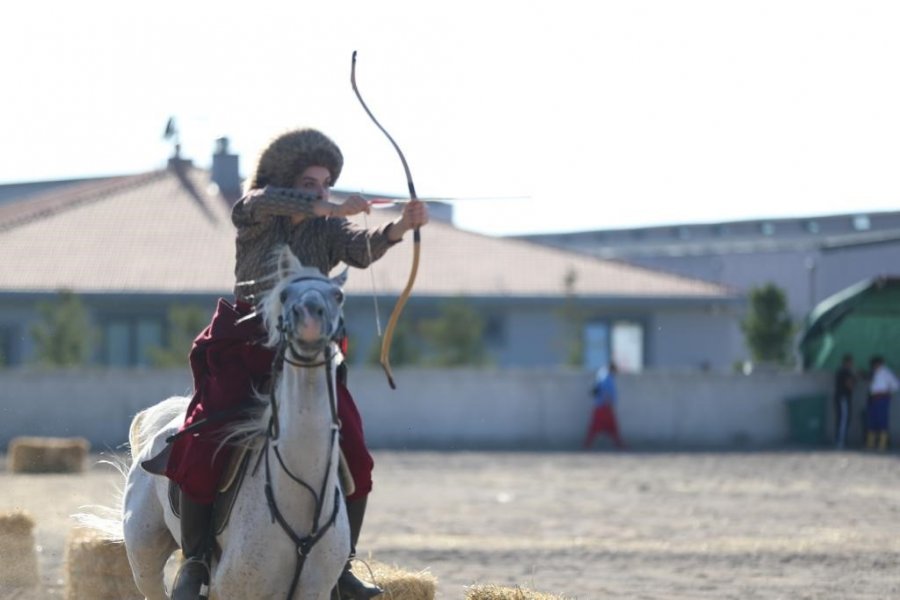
[163,116,181,158]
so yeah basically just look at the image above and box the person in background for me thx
[583,362,626,450]
[865,356,899,451]
[833,354,856,449]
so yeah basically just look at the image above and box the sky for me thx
[3,0,899,236]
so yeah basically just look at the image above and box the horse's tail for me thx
[130,395,191,459]
[73,396,189,541]
[128,408,147,458]
[71,457,128,541]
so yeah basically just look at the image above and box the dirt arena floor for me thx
[2,449,900,599]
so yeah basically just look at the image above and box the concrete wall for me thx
[0,367,868,451]
[0,369,194,452]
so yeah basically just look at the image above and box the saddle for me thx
[165,446,252,535]
[143,443,356,537]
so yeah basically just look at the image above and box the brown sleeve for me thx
[232,187,320,226]
[326,218,400,269]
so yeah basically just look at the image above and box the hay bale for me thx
[64,528,142,600]
[8,436,90,474]
[0,510,40,591]
[352,559,437,600]
[466,584,570,600]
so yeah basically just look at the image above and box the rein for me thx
[262,329,343,600]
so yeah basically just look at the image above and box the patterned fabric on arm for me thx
[232,189,398,304]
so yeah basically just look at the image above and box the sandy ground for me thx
[2,449,900,599]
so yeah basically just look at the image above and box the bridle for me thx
[259,283,345,600]
[278,316,343,371]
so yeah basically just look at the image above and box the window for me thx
[136,320,163,366]
[584,323,610,372]
[611,321,644,373]
[583,320,644,373]
[105,321,131,367]
[0,325,17,366]
[760,222,776,236]
[103,317,165,366]
[712,223,730,237]
[853,215,871,231]
[483,314,507,347]
[805,220,820,234]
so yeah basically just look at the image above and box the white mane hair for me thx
[258,246,331,349]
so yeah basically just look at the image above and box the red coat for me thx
[165,299,372,503]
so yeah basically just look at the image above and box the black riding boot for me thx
[336,497,383,600]
[171,491,213,600]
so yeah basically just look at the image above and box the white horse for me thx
[122,247,351,599]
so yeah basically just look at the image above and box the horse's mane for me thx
[217,397,269,452]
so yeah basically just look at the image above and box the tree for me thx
[557,268,585,367]
[148,305,210,367]
[419,298,489,367]
[364,319,421,367]
[741,283,795,365]
[31,290,97,367]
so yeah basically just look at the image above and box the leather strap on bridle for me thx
[263,334,343,599]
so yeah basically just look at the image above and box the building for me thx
[520,212,900,360]
[0,143,741,372]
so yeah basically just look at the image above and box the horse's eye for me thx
[280,289,289,303]
[334,290,344,304]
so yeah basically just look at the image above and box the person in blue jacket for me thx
[583,362,625,449]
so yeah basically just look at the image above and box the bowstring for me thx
[362,208,383,337]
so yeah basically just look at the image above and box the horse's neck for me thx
[269,364,339,496]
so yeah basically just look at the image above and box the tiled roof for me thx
[0,166,234,294]
[0,168,732,299]
[345,209,731,298]
[0,177,129,207]
[0,174,152,232]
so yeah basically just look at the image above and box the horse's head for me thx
[261,246,348,361]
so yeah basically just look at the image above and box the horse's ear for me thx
[332,265,349,288]
[276,245,301,280]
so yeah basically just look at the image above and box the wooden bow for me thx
[351,51,421,389]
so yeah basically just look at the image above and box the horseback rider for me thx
[163,128,429,599]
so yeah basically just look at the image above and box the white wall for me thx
[352,368,839,448]
[0,368,857,451]
[1,369,194,452]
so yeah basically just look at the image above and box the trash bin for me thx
[785,394,827,445]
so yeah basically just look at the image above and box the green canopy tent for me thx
[799,276,900,371]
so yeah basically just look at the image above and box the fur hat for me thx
[248,129,343,190]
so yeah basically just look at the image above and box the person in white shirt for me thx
[866,356,900,451]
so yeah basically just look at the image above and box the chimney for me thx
[211,137,241,200]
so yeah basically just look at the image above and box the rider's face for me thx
[293,166,332,200]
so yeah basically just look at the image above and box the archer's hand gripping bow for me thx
[351,51,421,389]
